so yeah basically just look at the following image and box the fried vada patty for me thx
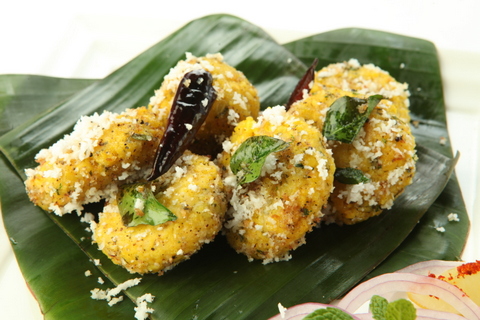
[149,52,260,156]
[25,106,167,216]
[288,59,416,224]
[92,151,226,274]
[217,106,335,263]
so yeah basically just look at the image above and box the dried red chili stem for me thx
[146,69,216,181]
[285,58,318,110]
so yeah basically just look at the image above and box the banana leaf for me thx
[0,75,96,136]
[0,14,468,320]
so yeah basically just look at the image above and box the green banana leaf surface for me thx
[0,14,469,320]
[0,75,96,137]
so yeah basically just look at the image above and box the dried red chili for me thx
[146,69,216,181]
[285,58,318,110]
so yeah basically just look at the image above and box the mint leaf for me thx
[230,135,289,184]
[386,299,416,320]
[323,95,383,143]
[369,295,416,320]
[118,182,177,227]
[370,295,388,320]
[334,168,370,184]
[303,307,355,320]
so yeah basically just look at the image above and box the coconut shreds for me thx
[90,278,151,314]
[135,294,156,320]
[448,213,460,222]
[227,108,240,126]
[439,136,447,145]
[109,296,124,307]
[278,302,287,318]
[80,212,95,223]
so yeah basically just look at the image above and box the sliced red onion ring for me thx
[269,304,471,320]
[353,313,374,320]
[354,309,469,320]
[396,260,465,276]
[416,308,471,320]
[269,261,479,320]
[268,302,363,320]
[337,273,480,319]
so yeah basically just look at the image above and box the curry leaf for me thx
[334,168,370,184]
[323,95,383,143]
[230,135,289,184]
[118,183,176,227]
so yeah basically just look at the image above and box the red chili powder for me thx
[457,260,480,277]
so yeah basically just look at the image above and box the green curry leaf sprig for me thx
[117,182,177,227]
[324,95,383,185]
[335,168,370,184]
[323,95,383,143]
[230,136,289,185]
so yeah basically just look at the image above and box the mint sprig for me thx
[303,307,355,320]
[370,295,416,320]
[301,296,416,320]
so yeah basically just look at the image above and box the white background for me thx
[1,1,479,319]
